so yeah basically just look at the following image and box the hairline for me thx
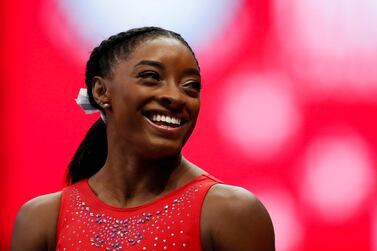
[105,34,199,79]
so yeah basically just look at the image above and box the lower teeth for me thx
[150,120,176,127]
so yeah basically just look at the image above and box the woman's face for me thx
[105,37,201,158]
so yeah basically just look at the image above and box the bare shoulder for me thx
[206,184,262,210]
[11,192,62,251]
[201,184,275,251]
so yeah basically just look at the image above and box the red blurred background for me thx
[2,1,377,250]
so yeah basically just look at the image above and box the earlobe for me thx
[92,77,111,107]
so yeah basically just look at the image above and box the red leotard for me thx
[56,174,221,251]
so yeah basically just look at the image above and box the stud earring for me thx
[102,103,111,109]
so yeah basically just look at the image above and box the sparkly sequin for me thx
[56,174,219,251]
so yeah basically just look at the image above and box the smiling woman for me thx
[10,27,275,251]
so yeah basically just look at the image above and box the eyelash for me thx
[137,71,201,92]
[184,81,201,91]
[138,71,160,81]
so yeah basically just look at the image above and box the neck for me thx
[89,146,189,208]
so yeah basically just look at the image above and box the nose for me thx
[159,81,185,111]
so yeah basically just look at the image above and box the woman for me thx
[11,27,275,251]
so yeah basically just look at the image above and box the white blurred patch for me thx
[301,132,375,223]
[219,72,301,160]
[274,0,377,97]
[54,0,242,49]
[259,190,303,251]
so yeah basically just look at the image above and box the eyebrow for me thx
[135,60,200,77]
[183,68,201,77]
[135,60,164,69]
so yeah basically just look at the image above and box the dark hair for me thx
[67,27,199,184]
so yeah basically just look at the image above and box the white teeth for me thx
[149,113,181,125]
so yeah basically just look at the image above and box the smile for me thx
[143,111,186,131]
[151,114,181,126]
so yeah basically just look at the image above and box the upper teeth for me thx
[151,114,181,125]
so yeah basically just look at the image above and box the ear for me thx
[92,76,111,107]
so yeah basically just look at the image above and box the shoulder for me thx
[11,192,62,251]
[15,192,62,225]
[201,184,275,251]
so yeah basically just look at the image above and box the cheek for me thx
[113,84,145,110]
[191,99,201,119]
[111,91,141,126]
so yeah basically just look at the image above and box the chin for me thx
[142,139,184,159]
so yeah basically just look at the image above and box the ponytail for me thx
[66,119,107,184]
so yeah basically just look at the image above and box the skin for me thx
[11,37,275,251]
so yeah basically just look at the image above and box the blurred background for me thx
[2,0,377,250]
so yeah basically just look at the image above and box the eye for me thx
[137,71,161,81]
[183,81,202,91]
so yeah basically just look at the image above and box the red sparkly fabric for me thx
[55,174,221,251]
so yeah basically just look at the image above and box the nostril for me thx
[161,96,173,104]
[160,96,185,110]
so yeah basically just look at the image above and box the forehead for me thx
[124,37,198,68]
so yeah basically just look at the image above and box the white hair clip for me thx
[75,88,107,123]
